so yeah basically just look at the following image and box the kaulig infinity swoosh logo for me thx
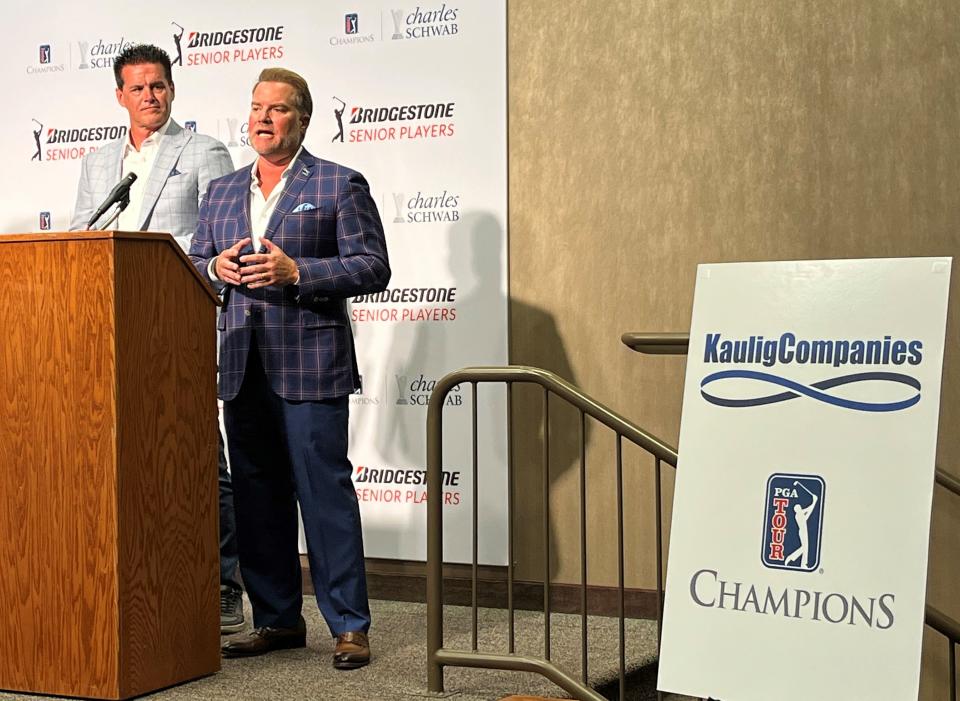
[700,332,923,412]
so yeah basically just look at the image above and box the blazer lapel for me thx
[108,139,124,184]
[137,121,190,230]
[262,151,314,244]
[238,172,253,245]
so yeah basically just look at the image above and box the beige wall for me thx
[506,1,959,697]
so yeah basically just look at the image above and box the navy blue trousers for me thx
[224,340,370,636]
[217,431,241,590]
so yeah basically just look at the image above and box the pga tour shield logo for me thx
[762,473,825,572]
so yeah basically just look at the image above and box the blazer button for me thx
[244,309,252,317]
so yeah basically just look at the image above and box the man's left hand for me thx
[239,239,299,288]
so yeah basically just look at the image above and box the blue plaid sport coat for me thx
[189,148,390,401]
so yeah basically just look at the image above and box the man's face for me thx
[248,81,309,162]
[115,63,174,133]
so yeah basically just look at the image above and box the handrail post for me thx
[426,378,447,692]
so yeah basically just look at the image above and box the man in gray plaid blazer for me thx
[190,68,390,669]
[70,47,234,251]
[68,45,246,634]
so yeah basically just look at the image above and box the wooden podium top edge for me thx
[0,230,221,306]
[0,230,171,243]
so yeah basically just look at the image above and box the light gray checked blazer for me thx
[70,120,234,251]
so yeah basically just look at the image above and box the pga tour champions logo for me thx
[331,13,374,46]
[27,43,65,75]
[687,472,894,630]
[762,474,824,572]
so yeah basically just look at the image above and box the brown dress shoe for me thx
[333,631,370,669]
[221,617,306,658]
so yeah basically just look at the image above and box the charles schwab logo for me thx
[699,332,924,412]
[28,43,65,74]
[173,20,285,67]
[215,115,257,147]
[352,286,457,323]
[761,473,824,572]
[394,374,462,407]
[391,5,460,40]
[388,190,461,224]
[32,121,126,162]
[336,98,456,143]
[74,37,135,70]
[331,12,375,46]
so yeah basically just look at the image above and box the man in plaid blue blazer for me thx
[189,68,390,669]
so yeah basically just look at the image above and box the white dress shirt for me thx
[118,118,172,230]
[208,147,303,282]
[248,146,302,252]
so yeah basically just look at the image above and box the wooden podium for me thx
[0,232,221,699]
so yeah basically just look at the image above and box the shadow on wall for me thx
[509,298,585,584]
[349,208,584,576]
[352,209,513,561]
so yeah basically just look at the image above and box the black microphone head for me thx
[87,172,140,228]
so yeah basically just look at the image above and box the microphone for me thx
[86,172,138,228]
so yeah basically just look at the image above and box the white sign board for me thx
[659,258,952,700]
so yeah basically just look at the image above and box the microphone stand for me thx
[95,193,131,231]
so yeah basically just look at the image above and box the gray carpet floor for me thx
[0,599,697,701]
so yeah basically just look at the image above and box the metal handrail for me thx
[928,609,960,645]
[426,366,678,701]
[925,474,960,701]
[621,332,690,355]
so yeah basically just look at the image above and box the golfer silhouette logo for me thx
[761,473,825,572]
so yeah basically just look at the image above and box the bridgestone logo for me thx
[353,287,456,304]
[47,126,127,143]
[350,103,455,124]
[187,26,284,48]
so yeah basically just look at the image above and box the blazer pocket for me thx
[285,205,334,219]
[282,214,332,229]
[302,310,346,328]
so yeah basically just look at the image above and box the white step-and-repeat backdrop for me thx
[8,1,508,565]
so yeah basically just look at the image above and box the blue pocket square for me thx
[292,202,317,213]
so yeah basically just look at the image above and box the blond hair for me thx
[254,67,313,118]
